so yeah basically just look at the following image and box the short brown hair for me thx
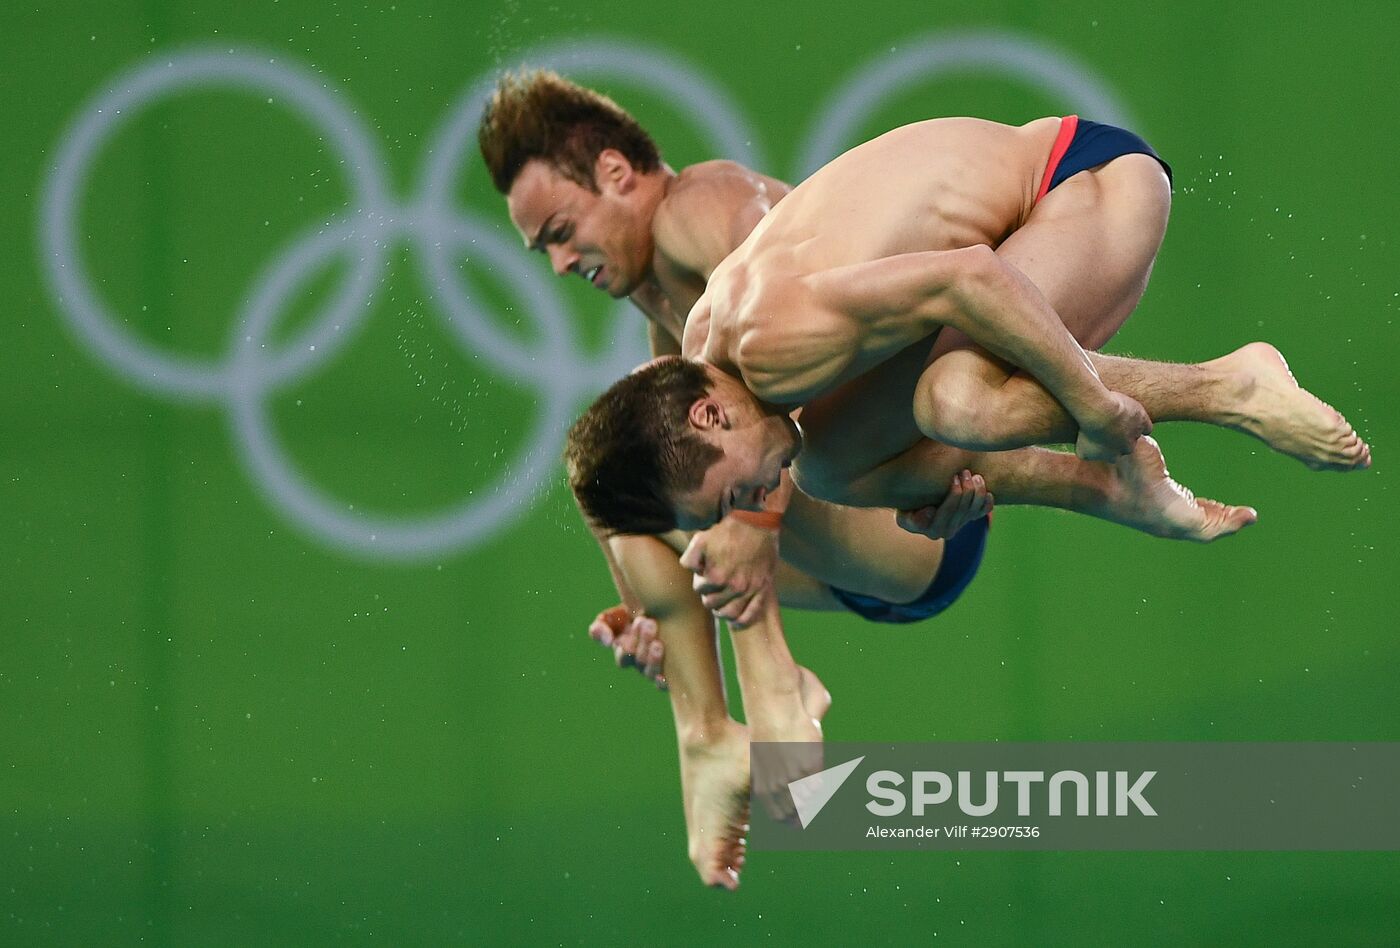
[478,69,662,194]
[565,358,723,535]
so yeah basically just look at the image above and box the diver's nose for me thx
[547,245,578,277]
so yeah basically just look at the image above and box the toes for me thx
[1316,434,1372,471]
[1233,506,1260,529]
[1193,500,1259,541]
[1216,504,1259,538]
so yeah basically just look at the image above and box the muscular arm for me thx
[605,533,730,740]
[810,245,1107,414]
[743,246,1142,455]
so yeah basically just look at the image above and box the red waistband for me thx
[1035,114,1079,204]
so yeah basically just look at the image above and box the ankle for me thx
[1220,368,1257,427]
[736,660,803,706]
[1199,356,1256,427]
[1066,457,1116,513]
[678,715,741,752]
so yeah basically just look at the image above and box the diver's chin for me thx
[604,265,637,299]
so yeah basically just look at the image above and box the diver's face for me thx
[507,157,650,297]
[670,416,801,532]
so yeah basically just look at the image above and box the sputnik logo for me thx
[788,755,866,828]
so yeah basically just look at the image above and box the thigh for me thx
[997,152,1171,348]
[925,153,1171,374]
[780,492,943,605]
[792,337,933,495]
[916,154,1171,398]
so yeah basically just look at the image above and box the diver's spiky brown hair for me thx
[478,69,662,194]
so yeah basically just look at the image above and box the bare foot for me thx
[747,665,830,744]
[1099,436,1259,542]
[748,666,831,825]
[680,720,751,891]
[798,666,832,726]
[1215,342,1371,471]
[897,470,993,539]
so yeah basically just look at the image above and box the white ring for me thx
[226,211,578,559]
[38,36,1136,560]
[40,47,394,400]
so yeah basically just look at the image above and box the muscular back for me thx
[751,117,1058,269]
[687,117,1064,400]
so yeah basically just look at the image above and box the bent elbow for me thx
[945,244,1000,307]
[934,244,1010,336]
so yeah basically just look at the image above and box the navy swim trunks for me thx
[828,516,990,624]
[1036,115,1172,202]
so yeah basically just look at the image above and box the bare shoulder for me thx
[654,161,791,278]
[667,160,786,209]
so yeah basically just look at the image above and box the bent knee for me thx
[913,350,1015,447]
[914,374,999,450]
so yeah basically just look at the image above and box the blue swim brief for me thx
[1038,115,1172,202]
[827,516,990,624]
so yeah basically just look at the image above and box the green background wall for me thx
[4,1,1397,944]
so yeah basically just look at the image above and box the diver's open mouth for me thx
[586,265,603,286]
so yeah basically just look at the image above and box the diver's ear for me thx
[687,396,727,432]
[595,148,636,195]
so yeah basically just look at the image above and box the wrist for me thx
[730,509,782,531]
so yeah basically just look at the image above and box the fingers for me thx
[926,473,969,536]
[895,471,992,538]
[946,471,989,531]
[679,534,706,572]
[612,620,640,669]
[695,575,744,611]
[695,567,752,612]
[588,608,666,688]
[634,619,663,683]
[731,589,768,629]
[622,617,654,668]
[697,579,744,610]
[610,617,667,687]
[639,638,665,684]
[710,588,759,628]
[588,604,630,647]
[610,615,646,668]
[588,617,614,647]
[949,472,992,531]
